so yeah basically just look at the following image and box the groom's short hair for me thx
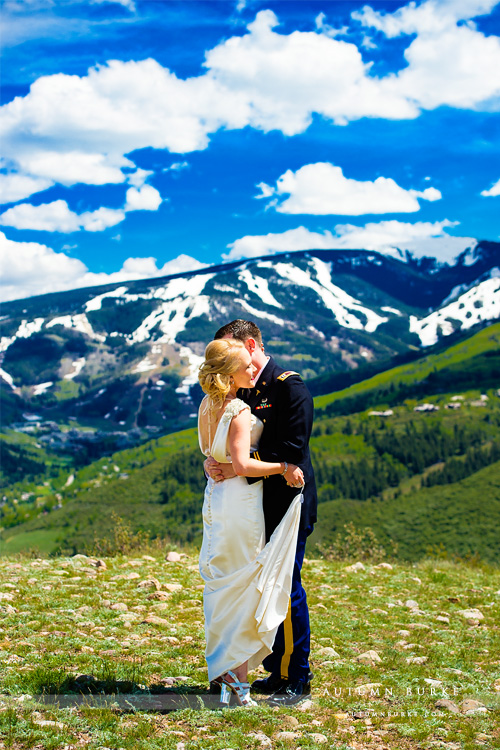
[214,319,263,347]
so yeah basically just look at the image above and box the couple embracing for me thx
[197,319,317,707]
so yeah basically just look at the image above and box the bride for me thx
[198,338,304,707]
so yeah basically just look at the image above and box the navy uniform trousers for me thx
[262,522,314,682]
[241,356,317,684]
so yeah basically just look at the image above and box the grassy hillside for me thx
[2,321,499,561]
[0,552,498,749]
[0,428,199,556]
[2,384,499,563]
[0,425,79,489]
[310,461,500,564]
[314,322,500,413]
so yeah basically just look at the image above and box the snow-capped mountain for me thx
[1,241,499,433]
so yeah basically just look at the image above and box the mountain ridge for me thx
[2,239,498,311]
[1,241,499,441]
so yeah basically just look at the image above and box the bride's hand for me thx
[283,463,304,488]
[204,457,237,482]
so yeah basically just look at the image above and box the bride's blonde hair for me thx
[198,339,246,411]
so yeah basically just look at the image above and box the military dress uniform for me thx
[239,356,317,688]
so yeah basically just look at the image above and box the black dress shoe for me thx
[251,673,289,694]
[266,678,311,706]
[209,679,222,694]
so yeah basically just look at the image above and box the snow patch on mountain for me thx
[440,268,500,307]
[17,317,45,338]
[132,355,157,373]
[131,273,214,344]
[270,258,388,333]
[32,381,53,395]
[381,306,402,315]
[63,357,86,380]
[410,277,500,346]
[1,317,45,353]
[152,274,212,303]
[176,346,205,397]
[235,298,286,326]
[238,269,282,308]
[0,367,15,388]
[212,283,239,294]
[84,286,130,312]
[46,313,106,342]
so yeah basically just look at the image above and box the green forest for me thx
[1,324,500,564]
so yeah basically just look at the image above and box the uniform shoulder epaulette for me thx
[277,370,300,382]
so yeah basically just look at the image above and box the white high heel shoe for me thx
[219,670,257,707]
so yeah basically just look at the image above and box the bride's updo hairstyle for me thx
[198,339,246,411]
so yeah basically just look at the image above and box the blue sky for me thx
[1,0,499,301]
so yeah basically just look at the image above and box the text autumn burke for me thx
[323,685,463,697]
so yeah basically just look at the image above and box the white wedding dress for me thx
[198,397,302,682]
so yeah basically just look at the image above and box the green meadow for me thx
[0,551,498,750]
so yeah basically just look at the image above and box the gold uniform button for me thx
[263,419,266,423]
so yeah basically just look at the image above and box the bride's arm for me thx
[229,408,304,482]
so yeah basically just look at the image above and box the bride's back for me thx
[198,395,227,457]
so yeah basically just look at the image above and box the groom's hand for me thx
[204,457,236,482]
[284,463,304,488]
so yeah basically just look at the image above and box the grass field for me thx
[0,551,498,750]
[0,530,62,556]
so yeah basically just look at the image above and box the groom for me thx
[205,319,317,705]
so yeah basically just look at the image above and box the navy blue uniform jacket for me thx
[239,356,317,540]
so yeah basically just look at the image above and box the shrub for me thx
[317,521,398,563]
[88,512,149,556]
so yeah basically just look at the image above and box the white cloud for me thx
[314,12,348,38]
[121,254,207,277]
[127,168,153,188]
[16,151,132,186]
[0,151,134,206]
[410,187,442,202]
[124,185,162,212]
[0,57,233,190]
[0,200,80,232]
[0,200,125,233]
[0,231,207,302]
[356,0,500,112]
[204,9,417,131]
[481,178,500,196]
[255,181,275,200]
[80,207,125,232]
[385,23,500,111]
[0,232,90,301]
[353,0,498,38]
[0,173,53,203]
[1,6,498,205]
[91,0,136,11]
[0,182,162,232]
[224,220,475,264]
[225,226,339,260]
[258,162,442,215]
[163,161,190,173]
